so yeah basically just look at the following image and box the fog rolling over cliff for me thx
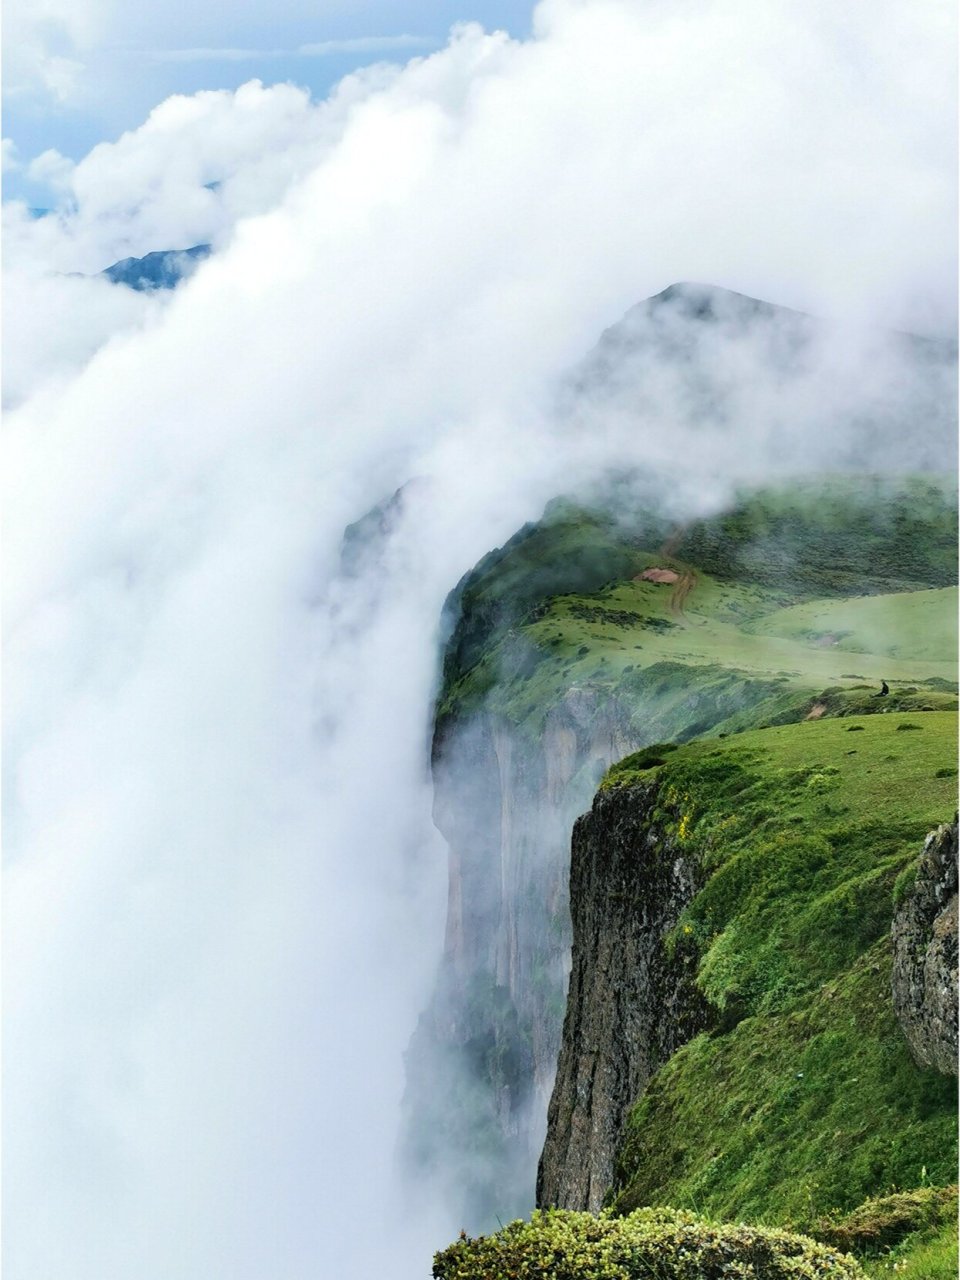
[4,2,957,1275]
[396,286,957,1232]
[6,285,957,1278]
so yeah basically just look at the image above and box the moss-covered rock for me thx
[811,1186,958,1256]
[891,820,959,1076]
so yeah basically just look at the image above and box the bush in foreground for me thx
[433,1207,865,1279]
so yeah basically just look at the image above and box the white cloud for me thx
[2,0,447,106]
[26,146,75,188]
[297,33,435,54]
[5,71,402,277]
[2,137,22,171]
[3,0,106,100]
[3,2,956,1277]
[145,46,286,62]
[2,259,163,408]
[4,45,86,103]
[146,34,435,62]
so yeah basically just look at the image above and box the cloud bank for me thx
[148,35,436,63]
[4,2,956,1277]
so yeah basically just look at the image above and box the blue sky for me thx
[3,0,536,204]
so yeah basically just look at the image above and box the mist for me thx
[3,1,956,1276]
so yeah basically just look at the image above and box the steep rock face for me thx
[400,282,959,1223]
[436,690,640,1043]
[537,779,709,1211]
[891,819,958,1076]
[403,691,645,1222]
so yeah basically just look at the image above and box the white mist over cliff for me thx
[3,1,956,1276]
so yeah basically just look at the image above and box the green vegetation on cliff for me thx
[672,478,958,597]
[863,1224,958,1280]
[436,478,958,742]
[813,1186,958,1258]
[606,712,957,1224]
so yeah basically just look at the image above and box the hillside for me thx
[437,476,957,737]
[599,712,957,1220]
[408,473,958,1242]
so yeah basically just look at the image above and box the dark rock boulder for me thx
[891,818,958,1075]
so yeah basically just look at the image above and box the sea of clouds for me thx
[3,1,956,1276]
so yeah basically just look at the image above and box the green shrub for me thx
[811,1186,958,1256]
[433,1208,866,1279]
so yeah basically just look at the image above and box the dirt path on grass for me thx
[657,526,697,616]
[669,570,698,616]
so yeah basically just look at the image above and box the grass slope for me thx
[438,566,957,745]
[864,1224,958,1280]
[745,587,958,663]
[672,477,958,596]
[437,478,957,743]
[606,713,957,1226]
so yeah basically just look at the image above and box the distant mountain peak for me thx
[637,280,808,324]
[101,244,212,291]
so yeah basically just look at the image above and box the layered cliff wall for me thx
[403,691,646,1223]
[433,692,643,1091]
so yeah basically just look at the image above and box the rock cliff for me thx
[891,819,959,1076]
[402,475,958,1226]
[403,691,646,1222]
[389,286,958,1227]
[537,778,710,1211]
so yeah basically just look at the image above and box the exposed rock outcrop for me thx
[537,779,710,1211]
[434,692,643,1097]
[891,818,958,1076]
[402,693,646,1222]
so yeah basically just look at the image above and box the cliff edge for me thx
[537,779,709,1210]
[544,716,958,1224]
[892,819,958,1076]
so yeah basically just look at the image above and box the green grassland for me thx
[607,712,957,1227]
[438,562,957,741]
[437,478,958,743]
[672,476,958,596]
[745,588,959,663]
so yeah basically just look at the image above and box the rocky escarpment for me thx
[434,689,641,1029]
[891,818,958,1076]
[396,293,958,1227]
[403,689,646,1222]
[537,779,710,1212]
